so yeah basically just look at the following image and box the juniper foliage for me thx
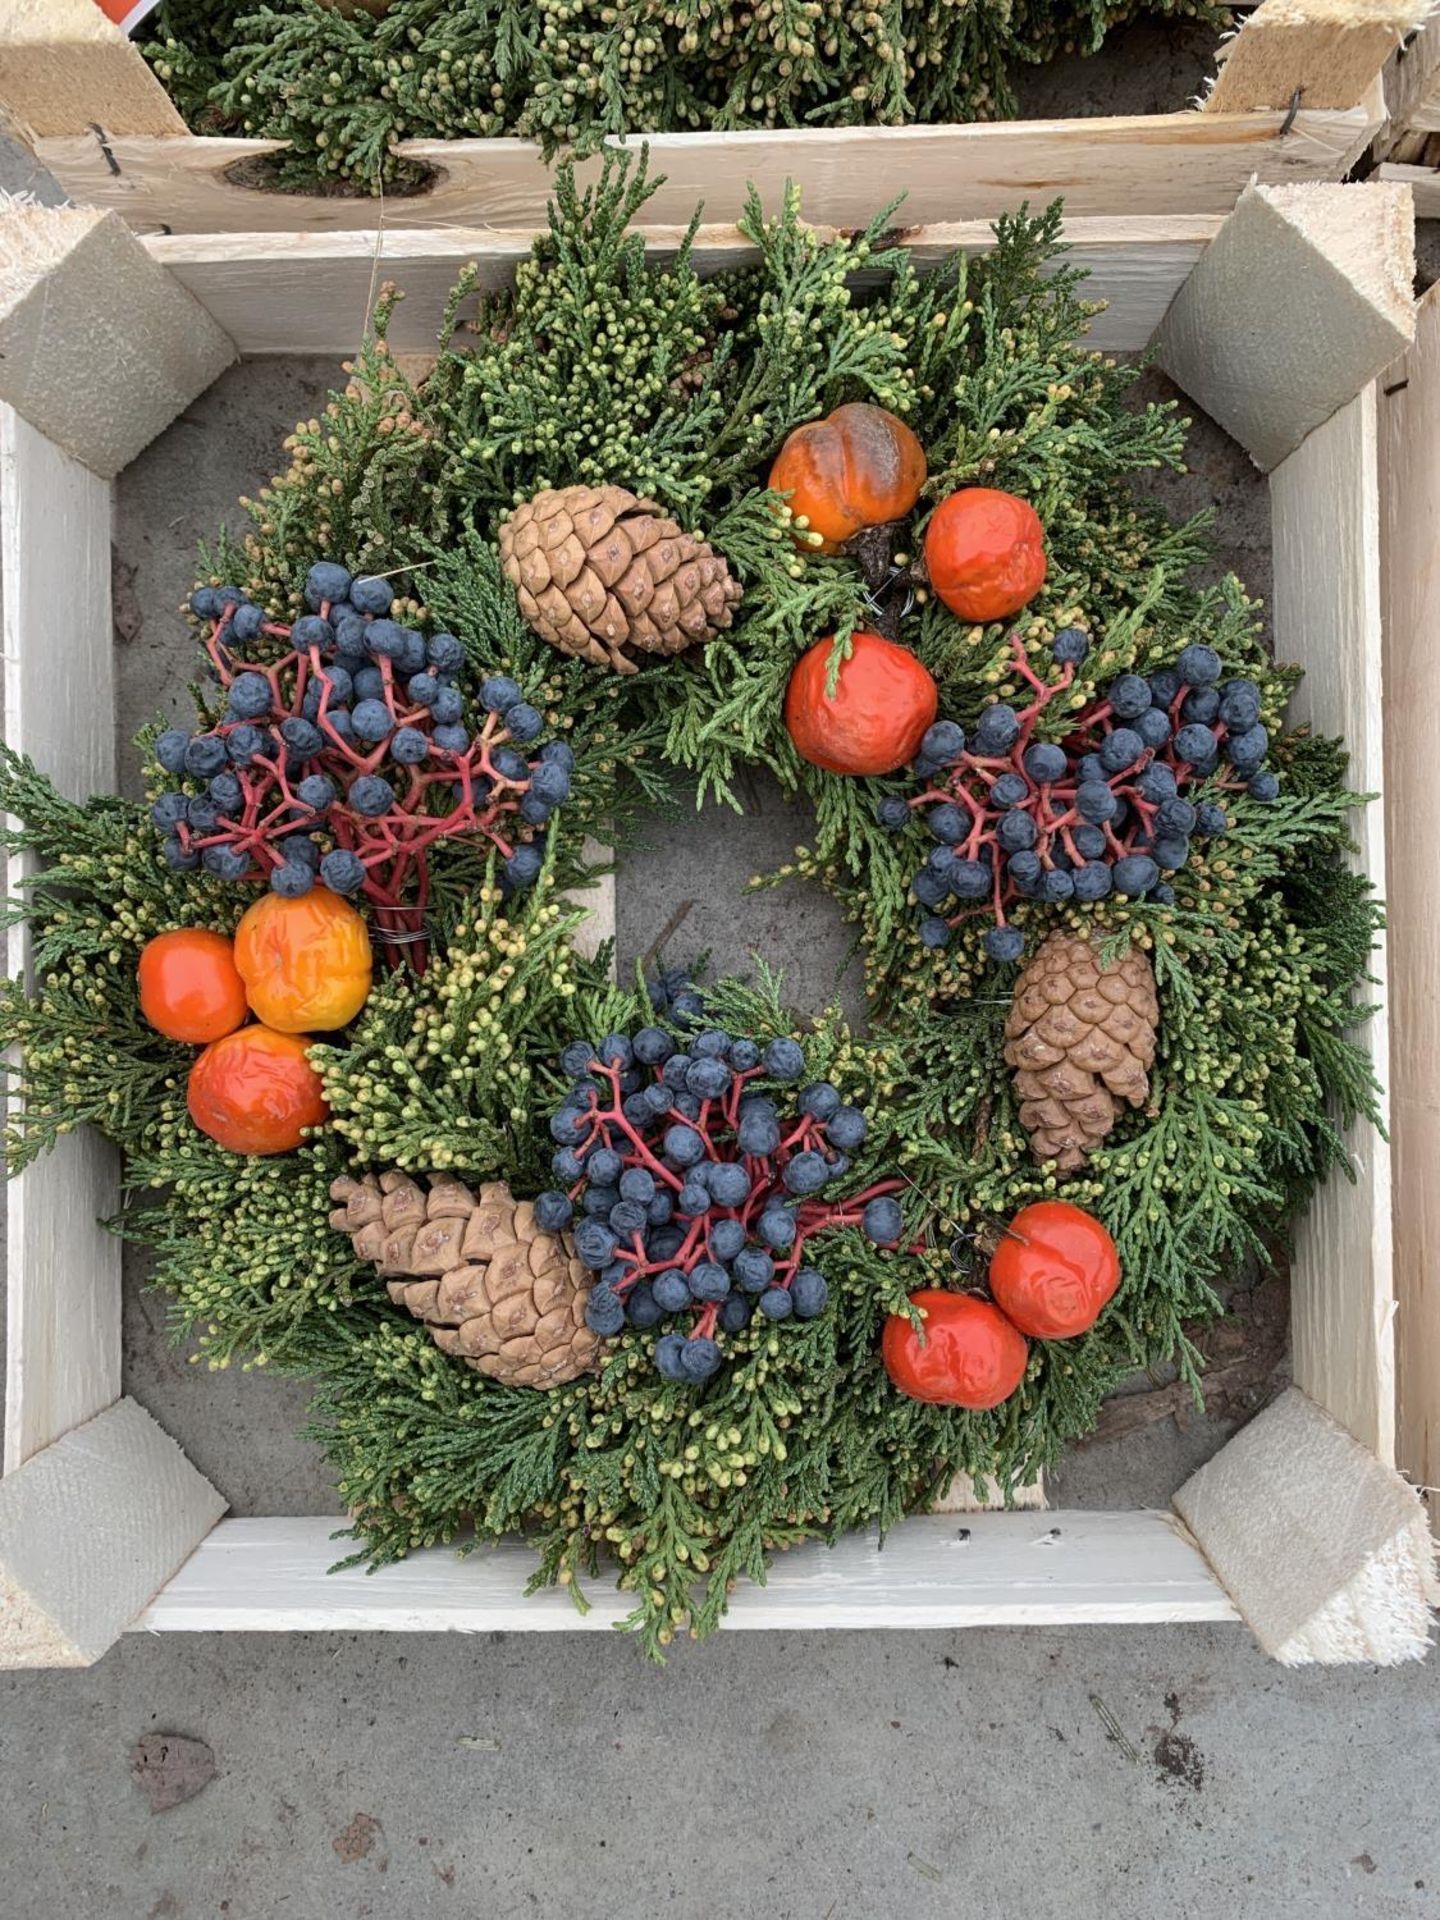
[146,0,1225,192]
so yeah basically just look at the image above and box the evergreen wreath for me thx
[0,156,1379,1656]
[144,0,1225,193]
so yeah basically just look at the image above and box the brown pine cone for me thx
[1002,931,1159,1173]
[498,484,743,674]
[330,1170,602,1389]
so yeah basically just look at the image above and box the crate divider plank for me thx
[0,181,1434,1666]
[0,406,121,1472]
[1378,281,1440,1526]
[135,1510,1236,1635]
[1375,160,1440,218]
[143,217,1225,359]
[0,0,1411,237]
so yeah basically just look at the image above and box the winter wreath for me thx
[0,157,1380,1656]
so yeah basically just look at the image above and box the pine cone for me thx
[498,484,743,674]
[329,1170,602,1388]
[1002,931,1159,1173]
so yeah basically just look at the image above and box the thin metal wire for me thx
[372,923,430,947]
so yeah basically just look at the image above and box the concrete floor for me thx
[4,54,1440,1918]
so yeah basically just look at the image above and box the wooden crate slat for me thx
[0,1399,225,1668]
[1155,180,1415,471]
[1375,159,1440,217]
[28,96,1386,237]
[0,0,186,141]
[145,217,1223,357]
[135,1509,1238,1633]
[1205,0,1428,112]
[1270,387,1395,1463]
[1378,282,1440,1526]
[1,407,121,1473]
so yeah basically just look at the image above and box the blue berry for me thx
[991,772,1029,809]
[1075,781,1117,824]
[1225,724,1268,771]
[162,835,200,871]
[304,561,352,610]
[655,1333,690,1381]
[758,1287,793,1321]
[349,774,394,817]
[226,724,268,766]
[1173,725,1218,768]
[202,845,250,880]
[919,720,965,765]
[1152,834,1191,870]
[154,729,190,776]
[1248,770,1280,802]
[407,672,439,708]
[297,773,336,812]
[708,1217,747,1262]
[1107,674,1152,720]
[292,615,335,655]
[228,673,272,720]
[875,795,911,831]
[1072,861,1113,902]
[1135,764,1178,804]
[1007,850,1044,894]
[733,1247,774,1294]
[1071,824,1107,860]
[530,762,571,807]
[997,810,1037,853]
[429,688,463,727]
[504,845,543,888]
[1041,868,1075,902]
[351,700,394,744]
[862,1196,903,1246]
[974,705,1020,754]
[587,1146,623,1186]
[1177,644,1222,687]
[270,861,314,897]
[1151,883,1176,906]
[560,1039,596,1076]
[706,1163,750,1208]
[679,1338,722,1382]
[1156,796,1197,836]
[632,1026,674,1067]
[664,1124,705,1168]
[913,868,950,908]
[598,1034,634,1070]
[419,632,459,674]
[1099,728,1143,774]
[986,926,1025,963]
[183,735,228,779]
[677,1180,711,1216]
[689,1262,730,1303]
[919,915,952,949]
[737,1110,780,1156]
[727,1038,761,1071]
[1052,627,1090,665]
[799,1081,841,1120]
[505,702,543,743]
[764,1036,805,1081]
[362,621,406,663]
[790,1269,829,1319]
[186,795,221,834]
[927,803,967,844]
[279,834,321,871]
[575,1220,619,1270]
[757,1207,797,1250]
[396,631,427,678]
[1113,854,1160,896]
[661,1054,693,1090]
[609,1200,648,1237]
[653,1270,692,1314]
[1219,679,1262,731]
[480,676,523,714]
[1136,708,1172,750]
[189,587,222,619]
[783,1151,830,1194]
[826,1106,867,1151]
[1181,687,1221,726]
[1023,742,1068,785]
[353,665,384,703]
[625,1283,663,1331]
[584,1285,626,1336]
[493,748,529,782]
[151,792,188,832]
[1148,667,1182,707]
[391,726,430,765]
[334,615,370,660]
[433,725,470,755]
[719,1293,753,1333]
[208,771,243,815]
[548,1106,588,1146]
[279,717,323,759]
[539,740,575,772]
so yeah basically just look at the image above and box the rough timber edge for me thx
[0,0,1399,235]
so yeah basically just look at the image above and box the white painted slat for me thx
[1377,283,1440,1526]
[1269,389,1395,1463]
[146,219,1223,358]
[136,1509,1237,1633]
[0,1399,225,1667]
[1,407,122,1473]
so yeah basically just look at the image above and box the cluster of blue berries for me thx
[877,634,1279,961]
[149,561,571,914]
[537,1001,907,1385]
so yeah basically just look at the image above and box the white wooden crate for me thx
[0,0,1427,234]
[0,184,1435,1668]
